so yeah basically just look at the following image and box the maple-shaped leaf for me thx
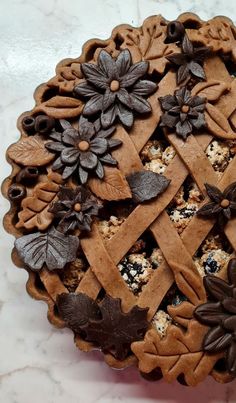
[15,227,79,271]
[57,292,101,332]
[81,295,149,360]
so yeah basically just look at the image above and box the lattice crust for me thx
[3,12,236,385]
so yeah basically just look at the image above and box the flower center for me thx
[220,199,230,208]
[74,203,82,212]
[78,140,90,151]
[181,105,190,113]
[110,80,120,92]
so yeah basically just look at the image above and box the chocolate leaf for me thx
[15,227,79,271]
[192,80,229,101]
[88,167,132,201]
[126,170,170,203]
[205,103,236,140]
[81,295,149,360]
[132,321,220,386]
[57,292,101,332]
[35,96,83,119]
[8,135,55,166]
[16,171,63,231]
[203,326,232,352]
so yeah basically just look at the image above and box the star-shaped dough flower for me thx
[49,186,102,234]
[195,259,236,376]
[45,116,122,183]
[166,34,211,85]
[197,182,236,226]
[159,86,206,139]
[74,49,157,129]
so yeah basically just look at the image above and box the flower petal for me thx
[159,95,177,111]
[226,341,236,375]
[132,80,157,96]
[176,86,191,105]
[99,153,117,165]
[78,116,95,139]
[177,64,190,85]
[188,61,206,80]
[176,120,192,138]
[95,160,104,179]
[223,315,236,331]
[101,105,117,129]
[90,138,108,155]
[182,34,194,54]
[107,138,122,148]
[52,156,64,170]
[116,49,131,76]
[190,112,205,130]
[45,141,65,152]
[61,128,79,146]
[194,301,227,325]
[197,201,219,216]
[204,275,233,300]
[160,112,179,128]
[223,182,236,201]
[81,63,108,89]
[62,164,77,179]
[83,94,104,115]
[203,326,232,352]
[223,207,231,220]
[129,94,151,114]
[117,88,132,106]
[102,88,116,111]
[166,53,188,66]
[222,297,236,314]
[120,61,149,87]
[98,50,118,79]
[79,151,98,169]
[78,165,88,184]
[74,82,98,97]
[97,126,116,138]
[205,183,223,202]
[228,259,236,287]
[61,148,80,164]
[116,103,134,128]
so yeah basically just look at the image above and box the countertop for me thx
[1,0,236,402]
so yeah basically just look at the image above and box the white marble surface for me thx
[1,0,236,402]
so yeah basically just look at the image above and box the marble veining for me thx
[1,0,236,402]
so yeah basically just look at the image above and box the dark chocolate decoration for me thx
[166,20,185,43]
[197,182,236,226]
[57,292,101,332]
[22,116,35,134]
[159,86,206,139]
[45,116,121,183]
[35,115,55,135]
[16,166,39,184]
[126,170,170,203]
[7,183,26,202]
[81,295,149,360]
[195,259,236,376]
[15,226,79,271]
[74,49,157,129]
[166,33,211,85]
[49,185,102,233]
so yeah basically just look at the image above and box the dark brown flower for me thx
[166,34,211,85]
[49,186,102,233]
[45,116,122,183]
[74,49,157,129]
[197,182,236,226]
[195,259,236,376]
[159,86,206,139]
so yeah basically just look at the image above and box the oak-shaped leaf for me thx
[57,292,101,332]
[16,171,63,231]
[88,167,132,201]
[15,227,79,271]
[191,79,229,102]
[8,135,55,166]
[34,96,83,119]
[81,295,149,360]
[205,103,236,140]
[126,170,170,203]
[132,320,221,386]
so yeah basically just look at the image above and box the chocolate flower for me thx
[166,34,211,84]
[159,86,206,139]
[195,259,236,376]
[197,182,236,226]
[49,186,102,233]
[74,49,157,129]
[45,116,122,183]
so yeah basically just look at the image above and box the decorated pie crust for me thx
[3,12,236,386]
